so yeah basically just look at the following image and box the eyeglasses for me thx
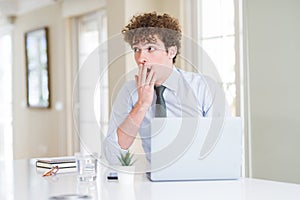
[42,166,59,177]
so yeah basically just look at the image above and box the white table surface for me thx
[0,159,300,200]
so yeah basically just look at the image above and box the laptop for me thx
[148,117,242,181]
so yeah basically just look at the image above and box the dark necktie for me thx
[154,85,166,117]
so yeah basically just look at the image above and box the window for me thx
[0,31,13,161]
[185,0,242,116]
[185,0,245,176]
[74,11,108,154]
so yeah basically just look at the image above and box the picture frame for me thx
[25,27,50,108]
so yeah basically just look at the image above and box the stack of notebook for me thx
[36,157,77,174]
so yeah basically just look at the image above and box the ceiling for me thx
[0,0,57,16]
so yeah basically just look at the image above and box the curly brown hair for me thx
[122,12,182,63]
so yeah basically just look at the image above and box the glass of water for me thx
[75,152,98,182]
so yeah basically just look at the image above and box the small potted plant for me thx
[117,151,136,184]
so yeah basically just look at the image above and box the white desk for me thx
[0,159,300,200]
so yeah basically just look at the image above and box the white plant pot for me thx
[117,166,135,185]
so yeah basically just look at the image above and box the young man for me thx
[104,12,229,164]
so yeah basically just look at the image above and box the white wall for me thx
[12,0,107,159]
[246,0,300,184]
[13,3,67,159]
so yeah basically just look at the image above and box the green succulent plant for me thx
[118,151,136,166]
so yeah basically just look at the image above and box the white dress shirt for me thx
[103,67,230,164]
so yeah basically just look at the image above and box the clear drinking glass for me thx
[75,152,98,182]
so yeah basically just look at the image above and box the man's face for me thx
[131,36,175,85]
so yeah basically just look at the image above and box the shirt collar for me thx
[162,66,180,92]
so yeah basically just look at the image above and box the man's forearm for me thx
[117,102,148,149]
